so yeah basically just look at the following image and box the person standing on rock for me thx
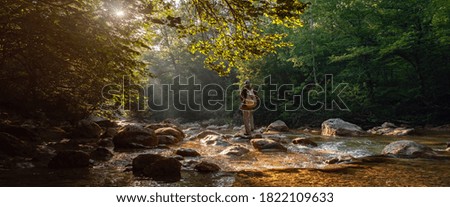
[240,80,258,135]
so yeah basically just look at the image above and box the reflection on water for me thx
[234,157,450,187]
[1,130,449,187]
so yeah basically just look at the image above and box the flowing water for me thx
[1,128,449,187]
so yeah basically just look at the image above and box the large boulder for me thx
[48,151,91,168]
[321,118,366,136]
[70,120,103,139]
[292,138,318,147]
[154,127,185,144]
[368,122,415,136]
[0,132,34,157]
[382,140,436,158]
[266,120,289,132]
[132,154,181,182]
[194,161,221,173]
[113,125,157,149]
[250,138,287,152]
[220,145,250,156]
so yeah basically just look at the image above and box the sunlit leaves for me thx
[178,0,307,75]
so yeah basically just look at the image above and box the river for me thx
[0,128,449,187]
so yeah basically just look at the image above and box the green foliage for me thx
[244,0,450,126]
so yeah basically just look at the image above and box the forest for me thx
[1,0,449,128]
[1,0,450,188]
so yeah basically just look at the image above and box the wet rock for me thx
[321,118,366,136]
[154,127,185,143]
[220,145,250,156]
[157,135,179,145]
[48,151,91,169]
[175,148,201,157]
[368,122,414,136]
[132,154,181,182]
[201,135,231,146]
[70,120,103,139]
[233,125,244,131]
[194,161,221,173]
[113,125,157,149]
[90,147,114,161]
[292,138,318,147]
[325,155,355,164]
[382,140,436,158]
[266,120,289,132]
[195,130,220,139]
[250,138,287,152]
[0,132,34,157]
[172,155,184,160]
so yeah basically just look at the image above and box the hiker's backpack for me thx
[245,89,257,108]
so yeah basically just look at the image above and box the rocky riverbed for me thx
[1,118,450,187]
